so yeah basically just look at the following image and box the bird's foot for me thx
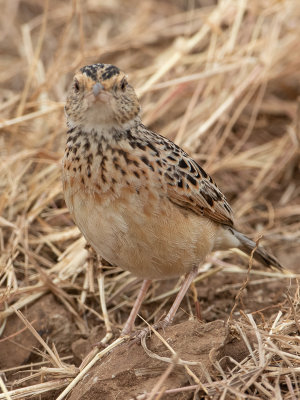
[124,317,172,344]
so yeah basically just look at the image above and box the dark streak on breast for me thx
[97,143,103,156]
[87,165,91,178]
[86,154,93,165]
[83,141,90,151]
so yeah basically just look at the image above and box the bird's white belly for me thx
[65,185,220,280]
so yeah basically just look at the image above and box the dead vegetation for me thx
[0,0,300,399]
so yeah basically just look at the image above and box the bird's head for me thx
[65,63,140,130]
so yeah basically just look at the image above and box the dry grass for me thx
[0,0,300,399]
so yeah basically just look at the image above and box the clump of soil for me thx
[68,320,229,400]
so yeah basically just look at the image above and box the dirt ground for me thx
[0,251,297,399]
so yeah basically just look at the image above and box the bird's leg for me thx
[121,279,152,336]
[159,265,199,328]
[134,266,199,341]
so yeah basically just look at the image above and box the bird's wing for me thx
[149,133,234,227]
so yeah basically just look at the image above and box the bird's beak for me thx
[92,82,104,97]
[86,82,110,104]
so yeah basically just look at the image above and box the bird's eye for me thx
[120,78,127,91]
[74,79,80,92]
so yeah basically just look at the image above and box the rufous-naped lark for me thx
[63,63,284,336]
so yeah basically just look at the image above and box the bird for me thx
[62,63,285,337]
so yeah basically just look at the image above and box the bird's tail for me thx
[228,228,286,273]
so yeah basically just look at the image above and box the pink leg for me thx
[134,266,199,341]
[121,279,152,336]
[162,266,199,326]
